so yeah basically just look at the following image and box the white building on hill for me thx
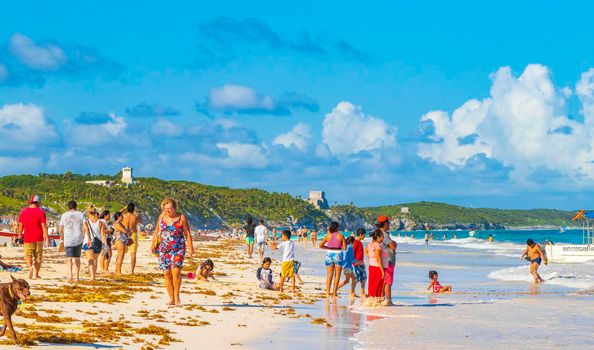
[121,167,134,185]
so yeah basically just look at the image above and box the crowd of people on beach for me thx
[11,193,550,312]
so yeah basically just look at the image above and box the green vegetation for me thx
[0,173,575,229]
[362,201,574,228]
[0,173,328,227]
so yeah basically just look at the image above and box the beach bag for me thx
[83,220,103,251]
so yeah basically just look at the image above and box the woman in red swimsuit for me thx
[427,270,452,293]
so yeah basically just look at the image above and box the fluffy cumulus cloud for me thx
[67,113,127,147]
[273,123,312,151]
[417,64,594,181]
[322,101,397,156]
[0,103,60,152]
[0,33,123,87]
[196,84,319,116]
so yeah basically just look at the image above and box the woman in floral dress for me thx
[152,198,194,306]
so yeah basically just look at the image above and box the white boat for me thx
[545,210,594,263]
[545,244,594,263]
[468,230,475,237]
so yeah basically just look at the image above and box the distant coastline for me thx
[0,173,577,230]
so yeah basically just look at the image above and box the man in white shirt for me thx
[59,200,85,283]
[255,219,269,259]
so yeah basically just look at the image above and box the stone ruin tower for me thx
[121,167,135,185]
[308,191,330,210]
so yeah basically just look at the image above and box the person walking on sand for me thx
[319,221,346,298]
[311,228,318,247]
[377,215,396,306]
[255,219,268,260]
[520,239,547,283]
[82,205,106,281]
[59,201,85,283]
[244,217,256,259]
[17,195,49,279]
[121,203,140,274]
[151,198,194,306]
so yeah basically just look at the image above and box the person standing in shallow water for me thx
[377,215,396,306]
[520,239,547,283]
[319,221,346,298]
[152,198,194,306]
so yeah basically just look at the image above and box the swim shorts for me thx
[281,260,295,277]
[354,264,367,282]
[65,244,83,258]
[384,264,395,286]
[256,241,266,249]
[23,242,43,263]
[325,252,343,266]
[245,237,254,245]
[531,257,542,265]
[343,267,353,275]
[128,232,139,254]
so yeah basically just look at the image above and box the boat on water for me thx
[545,210,594,263]
[468,230,476,237]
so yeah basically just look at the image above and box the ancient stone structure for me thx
[308,191,329,210]
[121,167,134,185]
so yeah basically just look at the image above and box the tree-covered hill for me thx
[362,201,575,229]
[0,174,577,230]
[0,173,328,228]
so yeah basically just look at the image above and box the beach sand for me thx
[0,238,328,349]
[1,234,593,349]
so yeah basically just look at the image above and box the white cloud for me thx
[209,84,275,112]
[9,33,67,71]
[0,103,60,151]
[418,64,594,180]
[0,64,7,83]
[180,142,269,169]
[322,101,397,156]
[273,123,312,151]
[151,118,182,137]
[68,113,127,146]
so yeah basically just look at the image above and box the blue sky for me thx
[2,1,594,209]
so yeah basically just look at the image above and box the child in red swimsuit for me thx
[427,270,452,293]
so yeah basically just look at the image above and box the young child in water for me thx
[427,270,452,293]
[197,259,216,282]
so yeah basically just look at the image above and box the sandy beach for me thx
[0,232,592,349]
[0,237,330,349]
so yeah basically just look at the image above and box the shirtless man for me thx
[121,203,141,274]
[520,239,548,283]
